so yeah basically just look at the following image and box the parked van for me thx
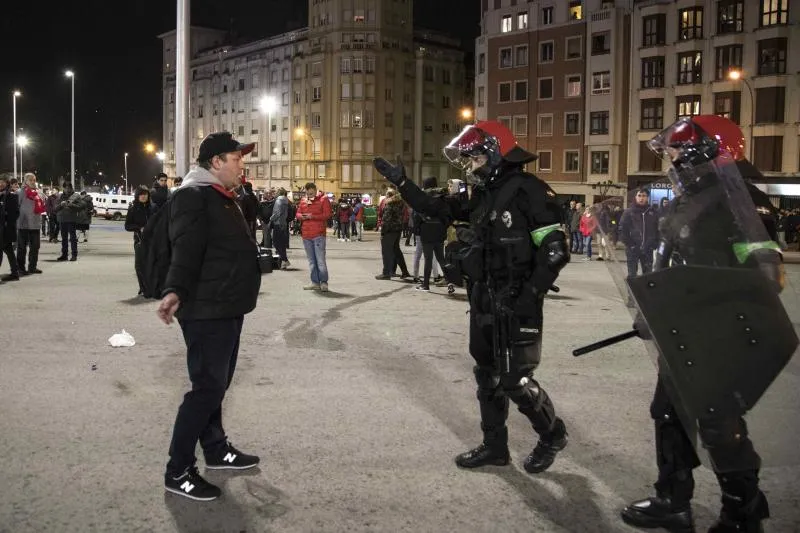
[88,193,107,217]
[92,194,134,220]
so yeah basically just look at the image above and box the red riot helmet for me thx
[648,115,745,194]
[443,121,537,184]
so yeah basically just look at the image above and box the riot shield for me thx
[588,162,799,471]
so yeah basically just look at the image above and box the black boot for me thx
[708,477,769,533]
[457,366,510,469]
[523,418,568,474]
[621,494,695,533]
[455,427,510,468]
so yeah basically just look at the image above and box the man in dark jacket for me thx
[375,190,410,279]
[0,177,21,281]
[157,132,261,502]
[619,188,659,277]
[238,181,259,238]
[150,173,170,212]
[55,182,85,261]
[125,186,152,295]
[416,177,448,291]
[257,189,276,247]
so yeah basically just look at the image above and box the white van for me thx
[93,194,134,221]
[88,193,107,217]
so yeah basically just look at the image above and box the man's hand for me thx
[373,155,406,187]
[157,292,181,325]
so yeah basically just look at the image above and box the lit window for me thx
[517,12,528,30]
[566,75,581,97]
[569,0,582,21]
[591,71,611,94]
[501,15,512,33]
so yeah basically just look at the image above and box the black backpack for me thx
[137,200,172,299]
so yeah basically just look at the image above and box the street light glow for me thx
[728,70,742,80]
[295,127,307,137]
[460,108,473,120]
[260,95,277,113]
[144,143,155,153]
[13,90,21,97]
[18,135,29,147]
[65,70,74,78]
[156,152,166,161]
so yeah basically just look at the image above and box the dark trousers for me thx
[17,229,40,271]
[381,231,408,276]
[60,222,78,258]
[626,246,654,278]
[48,217,59,241]
[570,231,582,253]
[650,376,764,513]
[166,316,244,475]
[421,240,445,288]
[1,239,19,275]
[468,288,560,445]
[272,225,289,261]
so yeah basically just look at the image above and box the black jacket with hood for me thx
[163,167,261,320]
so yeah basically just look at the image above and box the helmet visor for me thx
[647,118,702,162]
[443,125,489,171]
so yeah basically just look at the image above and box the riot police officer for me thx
[621,115,783,533]
[374,121,571,473]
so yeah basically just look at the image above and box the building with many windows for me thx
[159,0,472,195]
[627,0,800,206]
[477,0,631,203]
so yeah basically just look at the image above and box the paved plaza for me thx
[1,220,798,533]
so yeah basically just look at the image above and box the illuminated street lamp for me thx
[12,90,21,179]
[144,142,156,154]
[124,152,128,194]
[260,95,277,189]
[18,134,28,176]
[156,151,166,161]
[727,69,755,161]
[65,70,75,188]
[460,107,474,122]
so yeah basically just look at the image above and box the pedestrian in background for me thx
[55,181,84,262]
[619,188,659,276]
[16,173,46,275]
[124,186,152,296]
[269,187,291,269]
[0,177,21,281]
[296,182,332,292]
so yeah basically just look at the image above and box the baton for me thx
[572,329,639,357]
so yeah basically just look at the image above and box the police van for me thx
[92,194,134,220]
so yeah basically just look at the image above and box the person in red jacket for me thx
[337,200,353,241]
[578,206,596,261]
[296,182,332,291]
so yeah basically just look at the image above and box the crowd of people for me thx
[0,174,95,283]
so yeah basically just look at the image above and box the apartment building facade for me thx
[159,0,471,195]
[478,0,631,203]
[627,0,800,206]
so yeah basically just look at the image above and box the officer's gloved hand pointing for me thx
[373,155,406,187]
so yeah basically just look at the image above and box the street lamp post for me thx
[124,152,128,194]
[12,90,21,179]
[728,70,755,162]
[260,95,277,189]
[295,128,316,190]
[65,70,75,188]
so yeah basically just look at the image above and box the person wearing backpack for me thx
[124,186,152,295]
[156,132,262,502]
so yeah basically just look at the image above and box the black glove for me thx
[373,155,406,187]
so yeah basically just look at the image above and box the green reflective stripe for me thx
[531,224,561,247]
[732,241,781,264]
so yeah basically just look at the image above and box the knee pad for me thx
[474,365,501,401]
[700,417,761,472]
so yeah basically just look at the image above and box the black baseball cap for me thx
[197,131,255,162]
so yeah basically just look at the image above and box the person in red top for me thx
[578,206,596,261]
[296,182,332,291]
[337,200,353,241]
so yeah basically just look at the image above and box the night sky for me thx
[1,0,479,189]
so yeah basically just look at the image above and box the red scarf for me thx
[25,187,46,215]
